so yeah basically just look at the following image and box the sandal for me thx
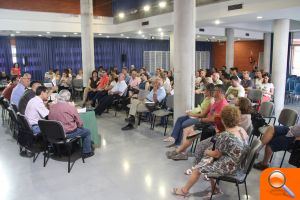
[172,188,190,197]
[166,150,178,159]
[163,137,175,143]
[172,153,188,160]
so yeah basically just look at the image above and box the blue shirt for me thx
[11,83,26,107]
[147,86,166,103]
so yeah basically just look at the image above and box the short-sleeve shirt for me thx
[11,83,26,107]
[110,80,127,96]
[146,86,166,103]
[226,85,246,99]
[260,83,274,97]
[25,96,49,126]
[241,79,253,89]
[207,98,228,118]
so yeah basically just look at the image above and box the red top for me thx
[48,102,83,133]
[97,75,109,90]
[2,83,17,100]
[208,98,228,119]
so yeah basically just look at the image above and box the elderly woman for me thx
[172,106,249,198]
[48,90,94,158]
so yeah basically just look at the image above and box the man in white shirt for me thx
[94,74,127,115]
[24,86,49,135]
[225,75,245,101]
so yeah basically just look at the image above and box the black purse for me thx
[288,140,300,168]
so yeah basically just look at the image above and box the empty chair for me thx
[247,89,263,110]
[208,138,262,200]
[151,95,174,135]
[38,120,85,173]
[259,101,276,125]
[291,83,300,103]
[7,107,18,137]
[72,79,83,100]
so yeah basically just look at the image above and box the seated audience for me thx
[166,84,228,160]
[0,71,9,82]
[235,97,253,133]
[229,67,241,82]
[254,124,300,170]
[225,76,245,101]
[259,73,274,102]
[2,76,18,100]
[128,69,141,97]
[161,72,172,95]
[76,69,83,79]
[163,83,215,145]
[122,78,166,130]
[221,73,231,92]
[253,70,263,89]
[44,68,54,83]
[241,71,253,90]
[58,70,72,91]
[167,70,174,85]
[54,69,61,85]
[211,72,223,85]
[18,81,42,114]
[11,73,31,107]
[172,106,249,198]
[48,90,94,158]
[82,70,100,107]
[94,73,127,116]
[122,67,131,84]
[24,86,49,135]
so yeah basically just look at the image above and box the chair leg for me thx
[138,113,141,126]
[236,182,241,200]
[210,179,218,200]
[164,116,169,136]
[68,151,71,173]
[280,150,287,168]
[244,181,249,199]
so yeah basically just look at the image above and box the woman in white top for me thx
[254,70,264,89]
[260,73,274,102]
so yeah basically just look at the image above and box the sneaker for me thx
[166,150,178,159]
[253,162,269,170]
[121,124,134,131]
[172,153,188,160]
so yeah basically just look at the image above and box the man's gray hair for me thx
[58,90,71,102]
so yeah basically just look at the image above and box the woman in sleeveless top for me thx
[82,70,100,107]
[173,106,249,198]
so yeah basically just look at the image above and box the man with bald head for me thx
[94,73,127,115]
[11,73,31,107]
[18,81,41,114]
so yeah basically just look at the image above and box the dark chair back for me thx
[247,89,263,102]
[165,95,174,110]
[17,113,32,132]
[72,79,83,89]
[278,108,298,127]
[38,120,66,143]
[259,102,274,117]
[243,138,262,175]
[11,104,18,113]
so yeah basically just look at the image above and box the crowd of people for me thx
[1,64,299,199]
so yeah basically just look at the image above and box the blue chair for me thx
[291,83,300,103]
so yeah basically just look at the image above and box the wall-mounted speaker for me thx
[22,56,28,66]
[121,54,127,62]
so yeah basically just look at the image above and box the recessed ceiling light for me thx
[38,34,42,37]
[118,12,125,19]
[138,30,142,35]
[126,37,130,39]
[46,32,50,34]
[196,35,200,38]
[157,28,162,32]
[16,31,20,34]
[212,36,216,39]
[159,1,167,8]
[238,38,241,40]
[10,34,15,37]
[63,35,67,37]
[257,16,263,19]
[120,34,124,37]
[106,36,110,38]
[214,20,220,25]
[143,5,150,12]
[73,32,78,35]
[160,32,164,36]
[98,33,102,36]
[142,35,145,38]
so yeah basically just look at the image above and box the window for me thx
[11,44,17,64]
[291,33,300,76]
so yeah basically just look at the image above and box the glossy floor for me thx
[0,111,294,200]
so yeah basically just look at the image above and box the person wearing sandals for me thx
[172,106,249,199]
[253,124,300,170]
[166,84,228,160]
[163,83,215,145]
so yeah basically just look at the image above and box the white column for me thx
[169,33,174,71]
[173,0,195,121]
[263,32,272,73]
[80,0,95,87]
[226,28,234,69]
[271,19,290,116]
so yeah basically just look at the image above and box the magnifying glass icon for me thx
[268,170,296,198]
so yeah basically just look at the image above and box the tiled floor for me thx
[0,107,296,200]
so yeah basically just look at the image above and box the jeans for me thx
[171,115,199,145]
[31,125,41,135]
[66,127,92,154]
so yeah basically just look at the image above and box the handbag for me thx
[288,140,300,168]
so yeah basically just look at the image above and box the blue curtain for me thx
[94,38,169,69]
[0,36,13,75]
[15,37,212,80]
[16,37,53,80]
[196,41,213,67]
